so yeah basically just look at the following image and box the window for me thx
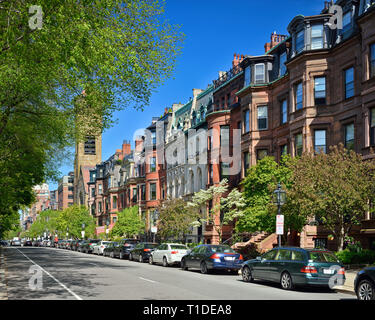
[244,65,251,86]
[275,250,292,261]
[311,25,323,49]
[244,110,250,133]
[141,184,146,201]
[314,129,326,154]
[345,67,354,99]
[295,133,303,156]
[295,83,303,110]
[149,183,157,200]
[152,131,156,145]
[220,125,230,148]
[255,64,265,84]
[371,43,375,78]
[344,123,355,150]
[314,77,326,105]
[291,250,305,261]
[296,29,305,53]
[132,188,137,202]
[98,201,102,213]
[243,152,250,173]
[279,52,287,76]
[84,136,96,155]
[257,106,268,130]
[150,157,156,172]
[98,184,102,195]
[257,149,268,161]
[113,196,117,209]
[343,11,352,34]
[370,108,375,146]
[280,144,288,158]
[281,100,288,124]
[220,163,230,180]
[262,249,277,261]
[91,188,95,197]
[68,194,74,199]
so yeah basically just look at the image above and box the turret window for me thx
[311,25,323,50]
[255,64,265,84]
[296,30,305,53]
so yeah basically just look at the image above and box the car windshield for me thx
[309,251,339,263]
[170,245,188,250]
[210,246,235,253]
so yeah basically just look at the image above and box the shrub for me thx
[336,249,375,264]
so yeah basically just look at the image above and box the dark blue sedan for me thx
[181,244,243,274]
[354,266,375,300]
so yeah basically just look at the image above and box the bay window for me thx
[311,24,324,49]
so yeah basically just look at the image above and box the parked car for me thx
[150,243,190,267]
[241,247,345,290]
[84,239,101,254]
[23,240,33,246]
[354,266,375,300]
[77,240,89,253]
[0,240,9,246]
[113,239,140,259]
[129,242,159,263]
[181,244,243,274]
[103,242,119,257]
[11,240,21,246]
[93,241,111,255]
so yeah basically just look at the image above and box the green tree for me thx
[237,155,304,240]
[287,145,375,251]
[188,179,246,243]
[0,0,183,229]
[157,198,200,241]
[110,206,144,238]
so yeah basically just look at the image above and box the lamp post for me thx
[106,218,110,240]
[151,210,159,243]
[273,182,286,247]
[66,227,69,239]
[81,223,85,240]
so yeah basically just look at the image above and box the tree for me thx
[188,179,246,243]
[238,156,297,236]
[287,145,375,251]
[157,198,200,241]
[110,206,144,238]
[56,205,96,239]
[0,0,183,227]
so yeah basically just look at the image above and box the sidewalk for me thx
[333,270,357,296]
[0,247,8,300]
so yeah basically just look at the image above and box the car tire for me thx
[357,279,375,300]
[280,272,294,290]
[162,257,169,267]
[242,266,254,283]
[200,261,209,274]
[181,258,188,271]
[138,255,143,263]
[149,256,154,265]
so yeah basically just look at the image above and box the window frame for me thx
[254,63,265,84]
[295,82,303,111]
[344,67,355,99]
[280,99,288,124]
[244,109,250,133]
[257,105,268,130]
[279,52,287,76]
[296,29,305,54]
[314,129,327,154]
[344,123,355,151]
[295,133,303,157]
[314,76,326,106]
[311,24,324,50]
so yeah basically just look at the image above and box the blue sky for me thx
[49,0,325,190]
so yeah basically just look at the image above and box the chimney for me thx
[232,53,245,69]
[264,32,287,53]
[120,140,131,159]
[135,136,144,153]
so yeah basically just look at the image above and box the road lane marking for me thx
[139,277,158,284]
[16,248,83,300]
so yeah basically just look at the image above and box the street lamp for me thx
[81,223,85,240]
[151,210,159,243]
[273,183,286,247]
[105,218,110,240]
[66,227,69,239]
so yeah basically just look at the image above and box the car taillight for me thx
[210,253,220,259]
[101,246,104,248]
[338,267,345,275]
[144,249,151,252]
[301,266,317,273]
[171,251,178,254]
[238,254,244,261]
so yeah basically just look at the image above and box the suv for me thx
[113,239,140,259]
[241,247,345,290]
[129,242,159,263]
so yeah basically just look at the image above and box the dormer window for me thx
[255,64,265,84]
[311,24,323,50]
[244,65,251,86]
[296,30,305,53]
[279,52,287,76]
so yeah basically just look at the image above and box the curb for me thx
[334,287,356,296]
[0,247,8,300]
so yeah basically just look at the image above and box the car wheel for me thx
[200,261,209,274]
[181,258,188,271]
[138,254,143,263]
[149,256,154,265]
[119,252,123,260]
[242,266,254,283]
[162,257,169,267]
[357,279,375,300]
[129,253,133,261]
[280,272,293,290]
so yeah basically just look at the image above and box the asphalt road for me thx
[3,246,355,300]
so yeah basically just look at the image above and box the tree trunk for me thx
[337,225,345,251]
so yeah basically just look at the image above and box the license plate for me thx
[323,269,334,275]
[224,257,235,261]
